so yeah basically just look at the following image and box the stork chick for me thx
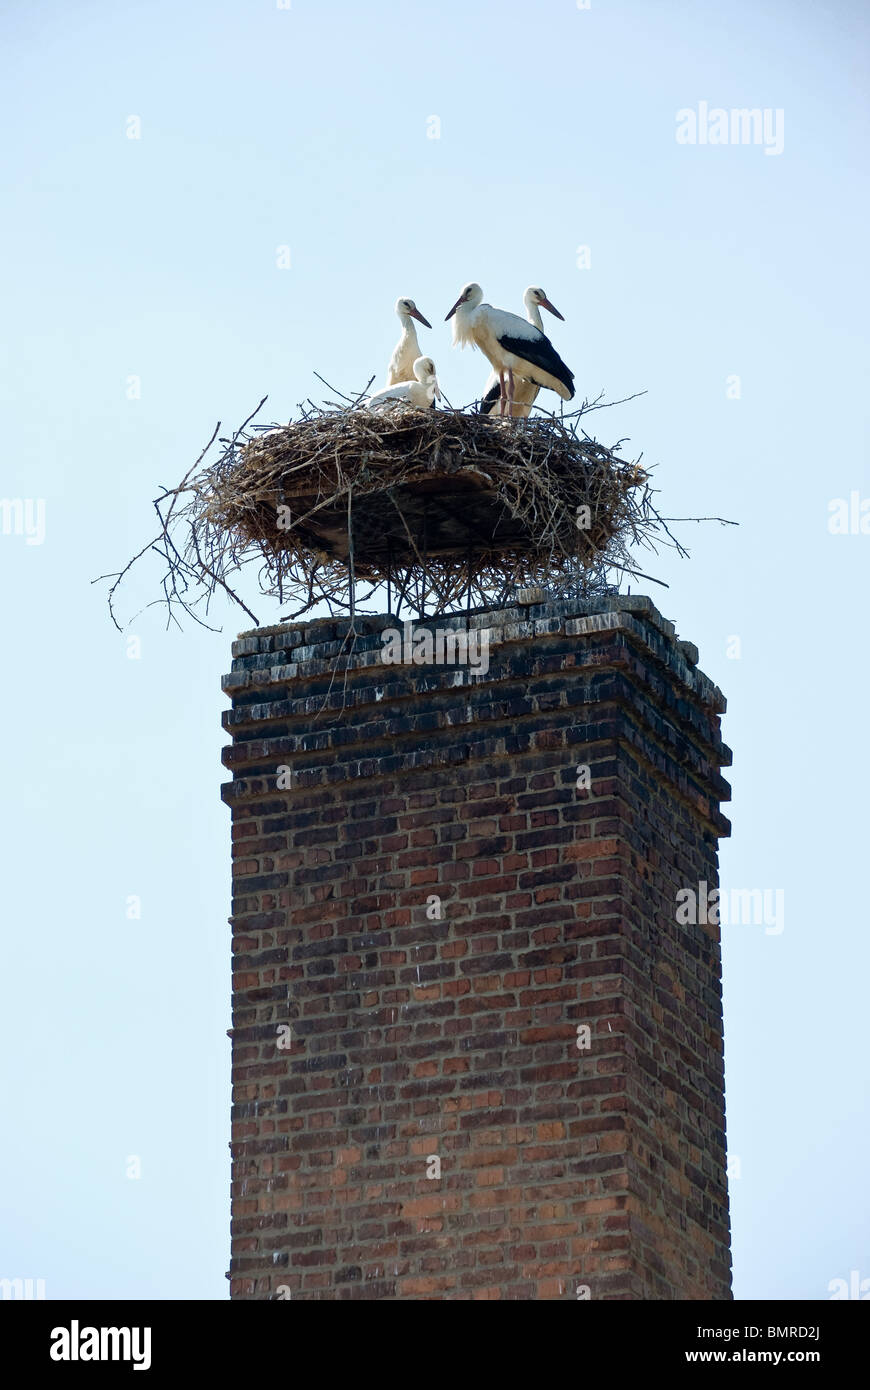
[367,356,440,411]
[386,297,432,385]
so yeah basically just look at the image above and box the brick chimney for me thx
[222,595,732,1300]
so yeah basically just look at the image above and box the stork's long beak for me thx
[445,297,463,321]
[433,378,442,400]
[541,297,564,321]
[410,307,431,328]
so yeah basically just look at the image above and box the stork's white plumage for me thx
[366,356,440,411]
[386,297,432,386]
[480,287,566,418]
[446,282,574,416]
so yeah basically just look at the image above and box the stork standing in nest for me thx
[386,297,432,385]
[446,282,574,416]
[479,286,567,418]
[366,356,441,411]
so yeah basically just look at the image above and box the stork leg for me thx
[498,370,507,417]
[507,369,515,415]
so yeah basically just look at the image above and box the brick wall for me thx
[222,595,732,1300]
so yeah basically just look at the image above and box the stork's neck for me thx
[523,293,544,331]
[399,313,419,341]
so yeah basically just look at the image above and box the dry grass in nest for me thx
[98,384,724,631]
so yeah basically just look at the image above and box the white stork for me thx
[386,297,432,385]
[479,287,566,418]
[366,356,440,411]
[445,282,574,416]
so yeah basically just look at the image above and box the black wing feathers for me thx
[498,332,574,398]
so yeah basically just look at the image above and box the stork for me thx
[366,356,440,411]
[479,287,567,418]
[386,297,432,385]
[445,283,574,416]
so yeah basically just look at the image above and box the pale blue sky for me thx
[1,0,867,1300]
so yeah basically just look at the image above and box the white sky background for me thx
[0,0,867,1300]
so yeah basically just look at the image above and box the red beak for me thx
[445,296,463,321]
[410,307,431,328]
[541,297,564,321]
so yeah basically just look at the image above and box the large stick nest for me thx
[98,386,708,630]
